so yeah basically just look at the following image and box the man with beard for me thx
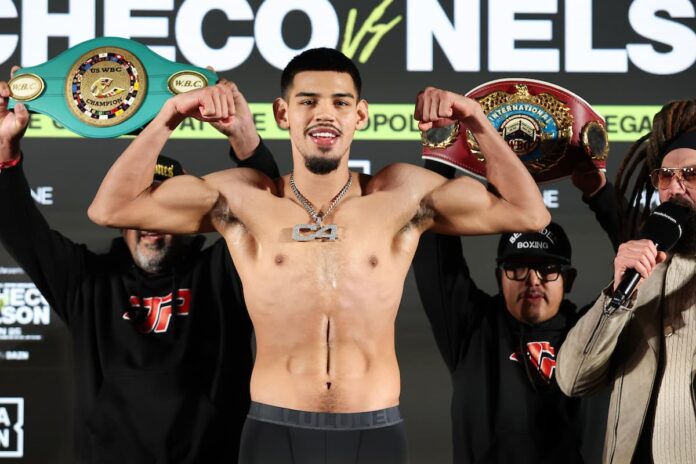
[87,48,549,463]
[413,159,619,464]
[557,99,696,464]
[0,76,279,463]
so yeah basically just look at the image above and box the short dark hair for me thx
[280,48,362,99]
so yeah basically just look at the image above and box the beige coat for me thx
[557,261,679,464]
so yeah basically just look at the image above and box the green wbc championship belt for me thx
[7,37,217,138]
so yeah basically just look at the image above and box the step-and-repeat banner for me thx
[0,1,694,462]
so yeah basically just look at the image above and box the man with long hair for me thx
[558,99,696,463]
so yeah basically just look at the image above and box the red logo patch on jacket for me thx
[510,341,556,383]
[123,289,191,334]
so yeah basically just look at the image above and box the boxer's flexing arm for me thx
[89,83,255,234]
[421,88,548,234]
[374,88,549,236]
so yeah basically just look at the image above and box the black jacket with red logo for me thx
[413,161,619,464]
[0,144,278,464]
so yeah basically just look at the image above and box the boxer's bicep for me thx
[89,174,219,234]
[426,176,536,235]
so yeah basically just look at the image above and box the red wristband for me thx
[0,154,21,171]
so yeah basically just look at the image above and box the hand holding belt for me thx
[421,78,609,184]
[7,37,217,138]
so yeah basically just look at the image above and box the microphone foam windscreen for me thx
[641,201,692,251]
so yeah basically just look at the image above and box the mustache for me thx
[517,289,547,302]
[304,124,342,136]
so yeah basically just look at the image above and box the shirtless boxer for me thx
[88,48,549,463]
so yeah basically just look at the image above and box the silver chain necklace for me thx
[290,171,352,241]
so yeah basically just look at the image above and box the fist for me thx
[571,159,606,197]
[414,87,483,131]
[208,79,252,137]
[170,82,235,124]
[613,239,666,291]
[0,66,30,161]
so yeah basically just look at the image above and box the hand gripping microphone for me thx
[608,201,691,309]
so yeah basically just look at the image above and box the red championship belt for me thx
[421,79,609,184]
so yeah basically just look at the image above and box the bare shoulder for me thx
[203,167,279,195]
[366,162,447,194]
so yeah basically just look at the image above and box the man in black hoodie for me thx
[0,78,278,463]
[413,160,619,463]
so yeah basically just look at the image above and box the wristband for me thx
[0,154,21,172]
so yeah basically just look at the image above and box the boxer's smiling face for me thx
[274,71,368,174]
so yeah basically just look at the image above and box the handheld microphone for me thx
[608,201,690,309]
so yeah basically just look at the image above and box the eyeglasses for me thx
[500,263,568,282]
[650,167,696,190]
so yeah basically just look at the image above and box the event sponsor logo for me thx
[0,398,23,458]
[0,0,693,75]
[0,283,50,342]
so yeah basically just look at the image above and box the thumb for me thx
[14,102,29,130]
[656,251,667,264]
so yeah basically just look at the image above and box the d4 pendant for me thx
[292,223,338,241]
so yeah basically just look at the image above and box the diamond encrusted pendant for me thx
[292,223,338,241]
[289,171,351,242]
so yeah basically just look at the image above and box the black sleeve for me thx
[412,159,491,372]
[583,181,621,252]
[229,138,280,179]
[413,232,491,372]
[0,159,89,324]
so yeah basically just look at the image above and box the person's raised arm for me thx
[0,72,92,323]
[88,83,236,234]
[210,79,280,178]
[416,87,550,235]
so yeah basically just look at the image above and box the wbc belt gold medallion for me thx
[66,47,146,127]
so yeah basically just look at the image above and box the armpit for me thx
[211,196,240,226]
[402,198,435,233]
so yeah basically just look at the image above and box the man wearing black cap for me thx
[413,160,620,464]
[0,77,278,463]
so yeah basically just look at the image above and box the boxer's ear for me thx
[356,99,368,130]
[274,98,289,129]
